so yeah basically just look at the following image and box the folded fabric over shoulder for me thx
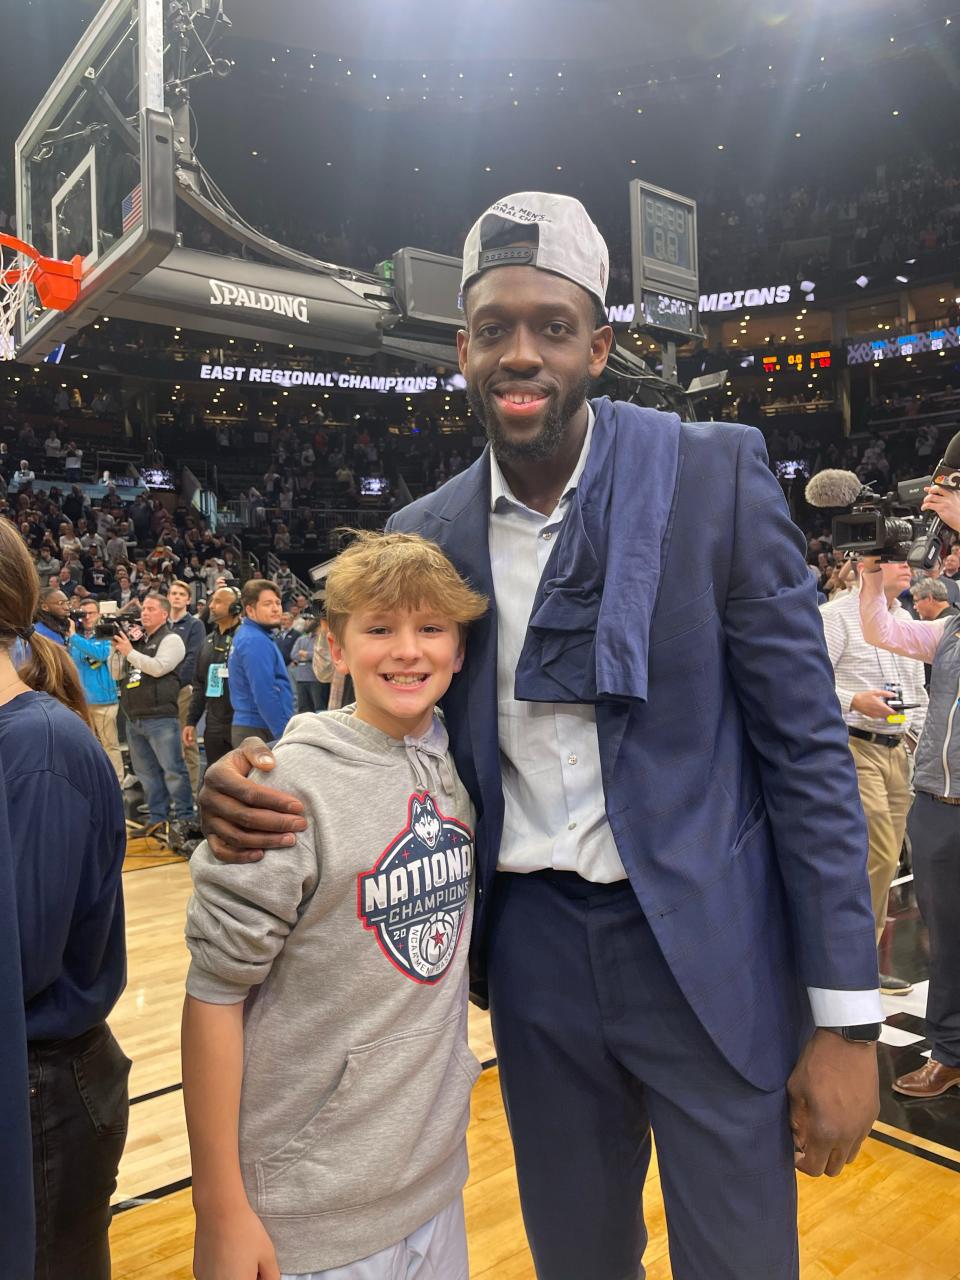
[514,396,682,705]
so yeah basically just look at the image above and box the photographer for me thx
[67,600,124,783]
[184,586,241,769]
[858,478,960,1098]
[115,593,197,851]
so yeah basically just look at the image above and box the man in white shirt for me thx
[820,560,927,994]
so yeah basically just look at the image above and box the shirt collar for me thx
[489,401,596,515]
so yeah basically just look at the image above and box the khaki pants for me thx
[177,684,199,795]
[89,702,124,783]
[849,736,911,941]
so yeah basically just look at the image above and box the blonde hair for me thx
[0,517,93,730]
[325,530,488,642]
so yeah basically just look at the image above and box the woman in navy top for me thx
[0,516,128,1280]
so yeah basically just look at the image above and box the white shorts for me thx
[281,1194,468,1280]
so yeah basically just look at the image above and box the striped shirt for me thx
[819,587,927,738]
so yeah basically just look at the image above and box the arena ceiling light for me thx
[855,275,869,288]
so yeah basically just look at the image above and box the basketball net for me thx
[0,231,83,360]
[0,239,34,359]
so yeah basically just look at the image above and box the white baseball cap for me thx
[461,192,609,308]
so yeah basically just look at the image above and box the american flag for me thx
[121,183,142,234]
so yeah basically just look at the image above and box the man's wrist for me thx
[821,1024,882,1045]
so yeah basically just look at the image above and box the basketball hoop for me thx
[0,231,83,360]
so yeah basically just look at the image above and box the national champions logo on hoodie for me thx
[357,792,473,984]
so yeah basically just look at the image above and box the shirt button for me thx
[567,754,578,765]
[541,530,552,541]
[568,821,577,831]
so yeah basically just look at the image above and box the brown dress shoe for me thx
[892,1060,960,1098]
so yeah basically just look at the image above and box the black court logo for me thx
[357,793,473,985]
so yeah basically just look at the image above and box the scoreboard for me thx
[629,180,701,342]
[761,348,832,375]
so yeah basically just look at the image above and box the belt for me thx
[849,727,903,748]
[929,793,960,807]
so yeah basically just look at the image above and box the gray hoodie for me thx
[185,709,479,1274]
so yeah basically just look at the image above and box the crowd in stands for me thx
[172,151,960,298]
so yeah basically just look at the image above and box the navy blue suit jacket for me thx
[388,410,878,1089]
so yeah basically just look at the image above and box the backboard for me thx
[13,0,175,361]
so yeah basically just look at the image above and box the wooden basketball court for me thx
[108,852,960,1278]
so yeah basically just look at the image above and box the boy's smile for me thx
[330,607,464,740]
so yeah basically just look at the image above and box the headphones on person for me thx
[224,585,243,617]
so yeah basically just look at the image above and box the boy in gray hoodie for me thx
[181,532,488,1280]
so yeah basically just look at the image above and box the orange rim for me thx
[0,232,83,310]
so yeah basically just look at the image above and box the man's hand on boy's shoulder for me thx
[198,740,307,864]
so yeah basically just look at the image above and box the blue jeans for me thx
[124,714,195,824]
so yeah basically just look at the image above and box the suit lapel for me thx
[425,454,502,821]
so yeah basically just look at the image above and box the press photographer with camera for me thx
[67,600,124,783]
[115,594,197,851]
[856,475,960,1099]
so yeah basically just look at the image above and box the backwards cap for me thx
[461,192,609,308]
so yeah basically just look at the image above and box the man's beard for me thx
[467,376,591,464]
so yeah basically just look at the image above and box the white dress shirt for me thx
[490,405,628,883]
[819,587,928,738]
[488,404,882,1026]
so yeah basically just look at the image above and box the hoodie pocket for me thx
[255,1010,481,1217]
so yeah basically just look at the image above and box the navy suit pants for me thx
[486,870,799,1280]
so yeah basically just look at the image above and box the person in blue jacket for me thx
[0,515,128,1280]
[68,598,125,782]
[226,578,294,746]
[33,585,71,646]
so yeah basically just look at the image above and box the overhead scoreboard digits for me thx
[761,348,833,375]
[629,180,701,343]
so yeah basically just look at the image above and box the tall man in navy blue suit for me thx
[199,194,882,1279]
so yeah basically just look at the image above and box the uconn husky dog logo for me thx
[357,793,473,984]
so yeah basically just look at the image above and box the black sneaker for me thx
[880,974,914,996]
[168,819,202,858]
[126,818,165,842]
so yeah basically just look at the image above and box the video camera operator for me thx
[67,600,124,782]
[858,478,960,1099]
[114,593,197,852]
[183,586,242,769]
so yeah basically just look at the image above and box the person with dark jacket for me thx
[116,592,195,850]
[0,516,128,1280]
[184,586,241,768]
[226,579,293,746]
[168,580,206,794]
